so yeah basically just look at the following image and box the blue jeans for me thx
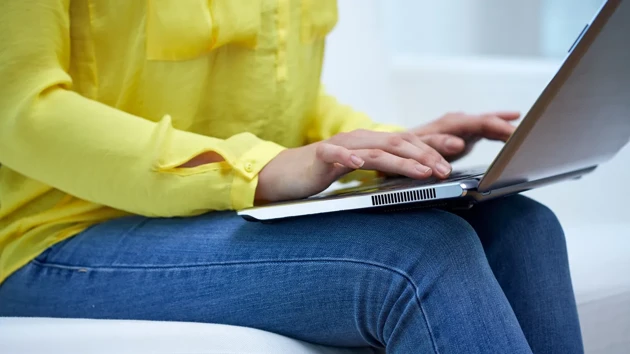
[0,195,583,353]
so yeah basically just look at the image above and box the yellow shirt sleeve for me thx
[0,0,284,217]
[306,86,406,143]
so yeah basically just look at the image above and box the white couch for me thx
[0,317,381,354]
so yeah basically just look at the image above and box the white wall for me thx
[381,0,604,58]
[321,0,398,125]
[382,0,542,57]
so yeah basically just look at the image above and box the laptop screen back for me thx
[479,0,630,192]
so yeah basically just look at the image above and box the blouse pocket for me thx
[301,0,338,43]
[146,0,261,61]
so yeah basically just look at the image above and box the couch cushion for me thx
[0,317,380,354]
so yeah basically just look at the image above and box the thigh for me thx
[0,211,438,346]
[0,208,518,351]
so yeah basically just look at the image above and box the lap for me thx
[0,195,560,348]
[1,207,479,347]
[26,194,556,269]
[32,206,477,271]
[0,195,560,298]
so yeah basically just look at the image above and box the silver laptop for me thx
[239,0,630,222]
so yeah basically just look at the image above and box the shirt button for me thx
[244,162,253,173]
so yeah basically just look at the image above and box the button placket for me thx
[275,0,289,82]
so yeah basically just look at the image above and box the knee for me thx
[512,195,562,225]
[483,195,567,252]
[298,211,498,345]
[410,210,486,264]
[514,196,565,241]
[348,210,489,279]
[521,197,568,254]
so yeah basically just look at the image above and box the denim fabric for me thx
[0,195,583,354]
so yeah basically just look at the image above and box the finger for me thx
[445,115,516,142]
[479,115,517,141]
[333,130,452,178]
[315,142,364,170]
[487,111,521,121]
[420,134,466,156]
[400,132,453,178]
[352,149,433,180]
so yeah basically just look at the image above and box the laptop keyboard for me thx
[378,166,486,189]
[311,167,487,199]
[444,167,487,181]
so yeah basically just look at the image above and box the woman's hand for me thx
[255,130,452,203]
[411,111,521,162]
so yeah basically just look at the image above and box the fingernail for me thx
[416,165,432,174]
[436,162,452,175]
[350,155,365,168]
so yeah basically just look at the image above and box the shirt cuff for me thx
[229,139,286,210]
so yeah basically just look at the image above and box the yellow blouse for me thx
[0,0,400,283]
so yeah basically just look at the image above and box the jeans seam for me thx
[31,257,439,353]
[38,217,151,263]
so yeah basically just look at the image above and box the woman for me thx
[0,1,583,353]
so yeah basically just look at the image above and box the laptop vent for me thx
[371,188,437,206]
